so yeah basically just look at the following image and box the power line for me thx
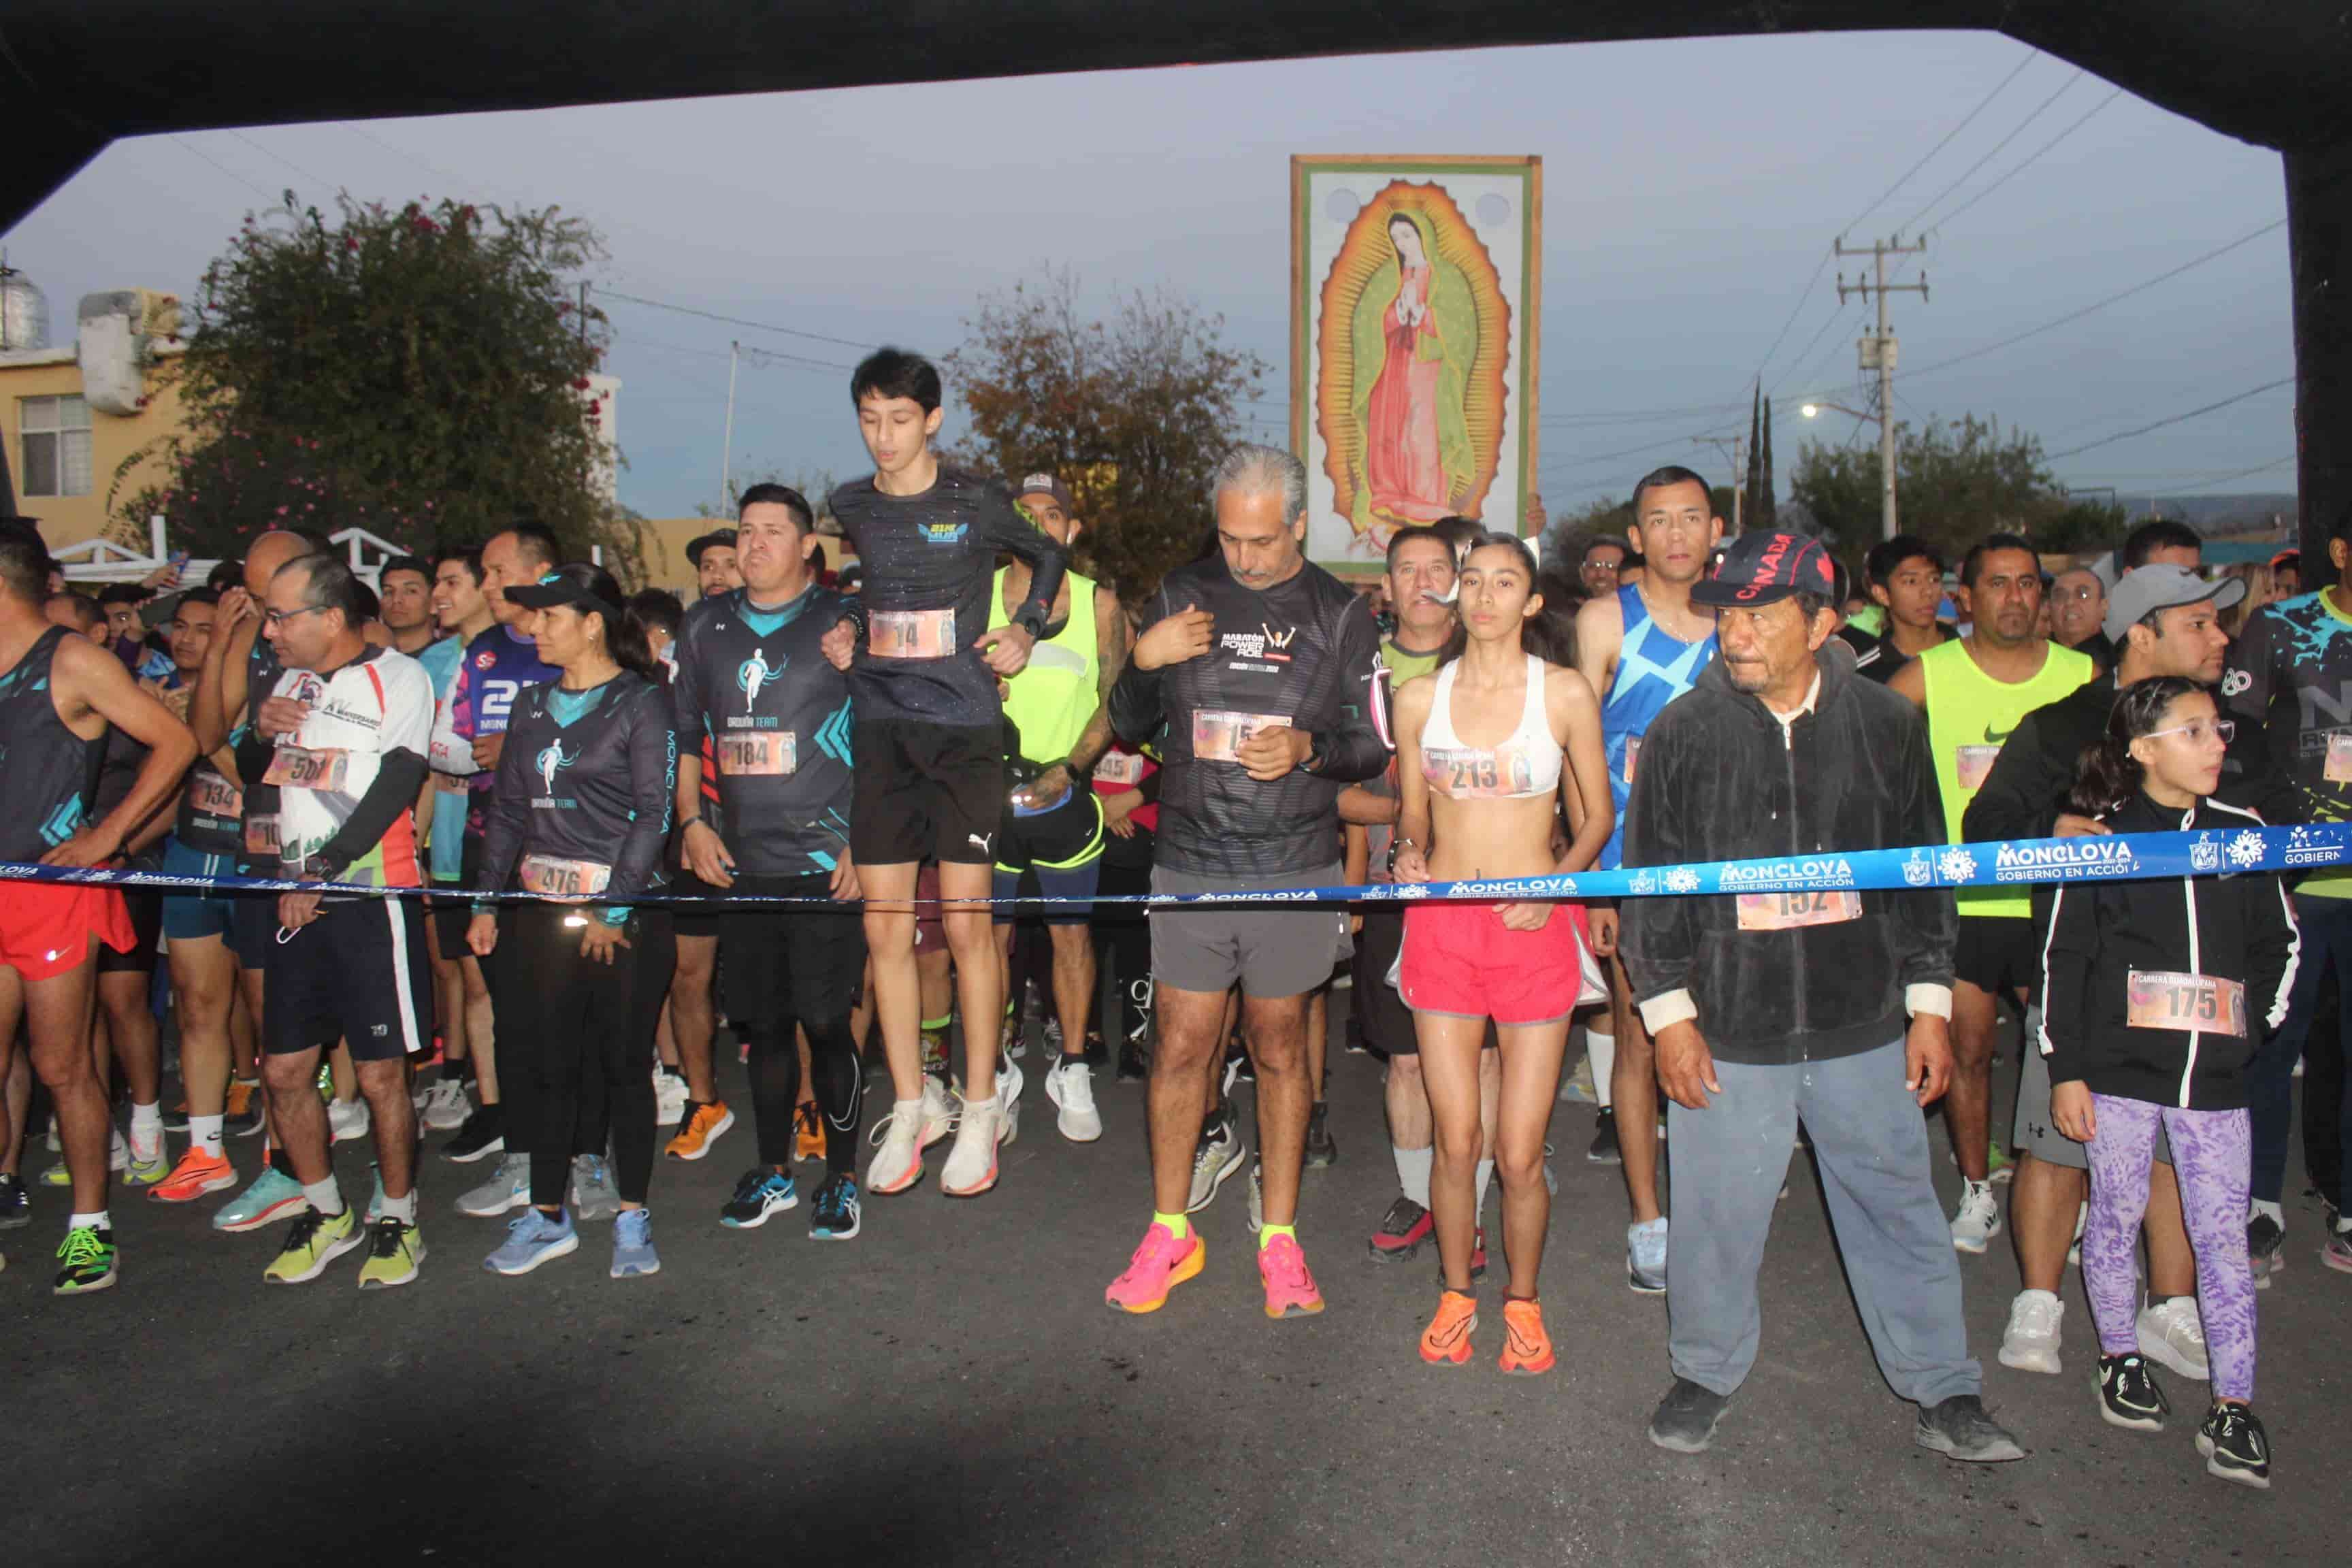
[1893,67,2086,236]
[226,129,331,193]
[338,122,473,190]
[2043,377,2293,460]
[598,289,881,353]
[1842,48,2041,238]
[169,135,276,201]
[1924,88,2126,233]
[2155,455,2295,492]
[1901,218,2285,381]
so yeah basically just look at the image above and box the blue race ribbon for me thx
[7,823,2345,909]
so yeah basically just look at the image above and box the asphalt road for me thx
[3,1004,2341,1567]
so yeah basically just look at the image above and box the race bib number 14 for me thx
[870,609,958,659]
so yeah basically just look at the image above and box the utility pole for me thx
[1835,235,1929,541]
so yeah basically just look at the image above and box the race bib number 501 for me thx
[263,746,350,792]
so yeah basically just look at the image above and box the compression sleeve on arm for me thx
[1303,599,1390,783]
[985,491,1069,633]
[1108,587,1172,746]
[606,686,679,904]
[313,749,429,881]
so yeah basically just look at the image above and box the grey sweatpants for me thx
[1667,1038,1981,1407]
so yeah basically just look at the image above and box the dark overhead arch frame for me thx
[1,1,2345,557]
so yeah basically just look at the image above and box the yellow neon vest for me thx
[1920,637,2095,918]
[990,565,1098,764]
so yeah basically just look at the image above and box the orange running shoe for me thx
[794,1102,825,1162]
[1499,1298,1555,1376]
[664,1100,736,1161]
[1419,1290,1478,1365]
[149,1147,238,1205]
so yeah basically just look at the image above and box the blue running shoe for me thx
[214,1166,306,1232]
[0,1173,29,1230]
[809,1173,862,1241]
[610,1207,660,1277]
[484,1207,578,1276]
[719,1168,796,1229]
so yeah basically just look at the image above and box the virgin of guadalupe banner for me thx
[1291,156,1541,574]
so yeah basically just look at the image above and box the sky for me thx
[1,31,2297,528]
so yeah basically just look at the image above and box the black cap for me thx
[685,529,737,568]
[1690,529,1839,608]
[502,563,624,619]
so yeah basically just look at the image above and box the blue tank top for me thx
[1599,583,1716,870]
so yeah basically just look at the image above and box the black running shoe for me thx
[1305,1102,1338,1169]
[442,1105,506,1164]
[0,1173,29,1230]
[2247,1212,2285,1287]
[1117,1039,1148,1083]
[1648,1377,1733,1454]
[1914,1394,2025,1462]
[1586,1107,1621,1164]
[2196,1402,2270,1489]
[1224,1036,1254,1085]
[2097,1353,2170,1432]
[809,1172,861,1241]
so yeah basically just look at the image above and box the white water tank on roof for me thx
[77,289,179,416]
[0,266,49,351]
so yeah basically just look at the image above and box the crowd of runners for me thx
[3,346,2345,1492]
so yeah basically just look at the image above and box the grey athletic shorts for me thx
[1150,861,1351,1000]
[2014,1007,2172,1171]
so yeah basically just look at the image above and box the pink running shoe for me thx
[1258,1233,1325,1319]
[1105,1222,1205,1314]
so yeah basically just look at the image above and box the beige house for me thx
[1,284,185,550]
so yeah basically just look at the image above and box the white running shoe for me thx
[996,1056,1024,1145]
[918,1077,959,1149]
[328,1097,372,1145]
[1997,1288,2064,1375]
[455,1153,532,1218]
[866,1100,926,1194]
[653,1069,688,1128]
[2136,1294,2210,1381]
[419,1079,472,1132]
[2066,1198,2087,1267]
[1950,1179,2002,1254]
[1045,1060,1102,1143]
[941,1099,1003,1196]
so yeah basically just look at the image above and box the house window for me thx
[20,394,93,497]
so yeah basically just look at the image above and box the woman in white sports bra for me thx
[1390,532,1613,1375]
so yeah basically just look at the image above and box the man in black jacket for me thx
[1622,529,2022,1463]
[1963,564,2258,1379]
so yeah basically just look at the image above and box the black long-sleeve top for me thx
[478,673,676,906]
[1109,553,1386,877]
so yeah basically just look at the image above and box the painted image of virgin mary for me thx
[1356,210,1473,528]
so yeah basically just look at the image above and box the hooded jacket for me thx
[2036,791,2298,1109]
[1621,638,1957,1065]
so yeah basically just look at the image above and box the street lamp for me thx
[1801,399,1897,541]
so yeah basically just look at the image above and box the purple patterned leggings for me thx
[2084,1095,2256,1401]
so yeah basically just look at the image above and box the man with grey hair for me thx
[1102,442,1388,1320]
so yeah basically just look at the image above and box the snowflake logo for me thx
[1938,846,1978,885]
[1664,867,1702,894]
[2226,830,2267,869]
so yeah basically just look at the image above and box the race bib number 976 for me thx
[519,855,612,900]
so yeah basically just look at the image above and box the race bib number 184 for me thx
[718,732,796,777]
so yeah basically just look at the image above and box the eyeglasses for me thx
[2144,718,2236,745]
[261,605,331,630]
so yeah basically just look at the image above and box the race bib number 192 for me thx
[1735,889,1863,932]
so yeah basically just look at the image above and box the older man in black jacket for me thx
[1622,529,2023,1463]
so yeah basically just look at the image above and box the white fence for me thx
[55,514,414,591]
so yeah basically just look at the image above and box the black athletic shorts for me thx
[1955,914,2038,998]
[263,897,434,1062]
[1348,904,1415,1056]
[229,885,278,970]
[850,717,1003,866]
[992,786,1102,927]
[670,866,731,941]
[97,889,163,975]
[427,881,472,963]
[718,872,868,1027]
